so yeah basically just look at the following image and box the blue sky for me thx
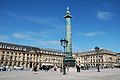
[0,0,120,52]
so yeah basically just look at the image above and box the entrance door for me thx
[30,62,32,68]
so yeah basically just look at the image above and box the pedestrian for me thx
[39,66,43,70]
[76,64,80,72]
[46,66,49,72]
[54,65,57,71]
[33,65,37,73]
[60,65,62,73]
[67,65,69,72]
[45,66,47,72]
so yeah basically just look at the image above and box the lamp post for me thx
[60,38,68,75]
[95,47,100,72]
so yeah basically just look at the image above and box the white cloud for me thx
[10,32,60,49]
[78,31,105,37]
[0,25,7,30]
[1,11,65,48]
[84,31,104,37]
[11,32,59,47]
[2,11,64,30]
[12,33,31,39]
[2,11,20,18]
[26,31,52,38]
[0,35,8,39]
[24,15,64,29]
[97,11,114,21]
[38,40,59,46]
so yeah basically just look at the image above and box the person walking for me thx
[33,66,37,72]
[76,64,80,72]
[66,65,69,72]
[54,65,57,71]
[60,65,62,73]
[33,65,37,74]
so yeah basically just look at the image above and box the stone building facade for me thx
[0,42,65,69]
[74,49,119,68]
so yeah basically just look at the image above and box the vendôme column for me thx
[64,7,72,57]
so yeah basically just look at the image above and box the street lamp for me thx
[60,38,68,75]
[95,47,100,72]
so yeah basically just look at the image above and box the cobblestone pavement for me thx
[0,68,120,80]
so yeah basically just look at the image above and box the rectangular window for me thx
[1,55,4,60]
[10,56,12,61]
[14,56,17,61]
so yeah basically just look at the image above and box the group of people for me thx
[32,64,82,73]
[60,64,70,73]
[32,65,58,72]
[60,64,80,73]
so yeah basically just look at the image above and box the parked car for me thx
[0,66,6,71]
[13,66,23,70]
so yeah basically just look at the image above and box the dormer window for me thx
[7,52,9,54]
[23,48,26,51]
[2,51,5,54]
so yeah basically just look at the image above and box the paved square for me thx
[0,68,120,80]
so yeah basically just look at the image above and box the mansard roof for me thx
[0,42,62,54]
[0,42,40,52]
[77,48,117,56]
